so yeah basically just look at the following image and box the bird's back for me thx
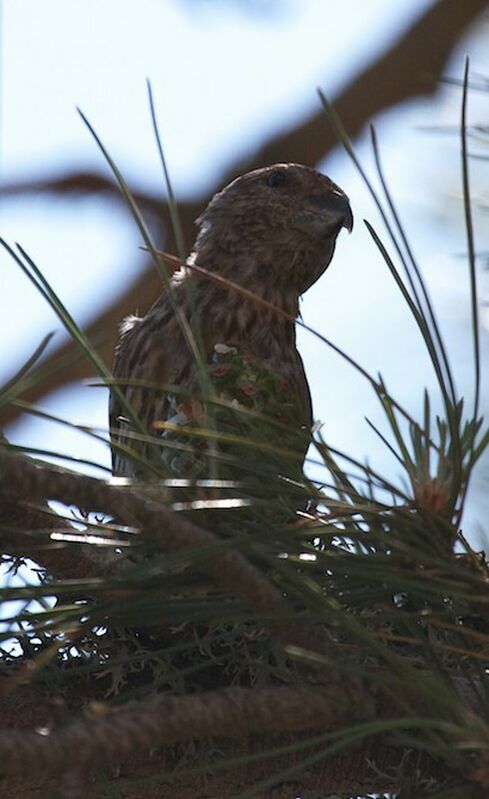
[109,275,312,479]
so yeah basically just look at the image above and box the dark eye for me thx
[266,170,286,188]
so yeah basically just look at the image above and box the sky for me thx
[1,0,489,541]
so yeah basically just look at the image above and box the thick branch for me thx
[0,681,482,796]
[0,686,340,775]
[0,450,309,645]
[1,0,485,427]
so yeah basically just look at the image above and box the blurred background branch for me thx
[1,0,486,428]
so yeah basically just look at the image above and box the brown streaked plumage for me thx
[110,163,353,477]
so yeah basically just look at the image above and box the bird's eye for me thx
[266,170,286,188]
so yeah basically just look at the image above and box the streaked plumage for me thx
[110,163,352,479]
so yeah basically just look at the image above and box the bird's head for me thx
[194,163,353,295]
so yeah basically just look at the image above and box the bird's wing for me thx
[293,348,313,432]
[109,303,194,478]
[110,296,314,479]
[109,320,135,477]
[109,314,163,478]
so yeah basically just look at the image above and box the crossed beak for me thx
[308,189,354,233]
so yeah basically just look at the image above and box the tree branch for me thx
[1,452,487,795]
[0,680,482,796]
[0,448,312,647]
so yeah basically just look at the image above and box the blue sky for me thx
[1,0,489,539]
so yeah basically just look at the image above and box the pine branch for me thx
[0,681,484,796]
[0,445,311,647]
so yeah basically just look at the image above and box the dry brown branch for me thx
[1,0,485,428]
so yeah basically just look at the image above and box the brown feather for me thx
[110,163,352,477]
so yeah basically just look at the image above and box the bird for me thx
[109,163,353,482]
